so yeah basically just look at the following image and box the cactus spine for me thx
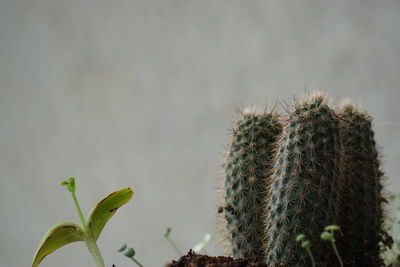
[264,94,344,266]
[337,103,391,266]
[223,109,282,261]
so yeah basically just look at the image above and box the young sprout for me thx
[321,225,343,267]
[164,227,183,256]
[118,244,128,252]
[192,233,212,254]
[118,244,144,267]
[296,234,316,267]
[31,177,133,267]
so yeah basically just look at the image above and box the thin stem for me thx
[329,229,343,267]
[306,248,316,267]
[331,242,344,267]
[130,257,145,267]
[62,178,106,267]
[166,237,183,256]
[71,190,88,232]
[85,238,106,267]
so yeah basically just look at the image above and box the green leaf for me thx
[32,222,85,267]
[320,231,334,241]
[60,177,76,193]
[118,244,127,252]
[301,240,311,249]
[87,187,133,240]
[124,247,136,258]
[164,227,171,238]
[296,234,306,242]
[325,225,340,231]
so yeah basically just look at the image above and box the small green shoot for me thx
[321,225,343,267]
[296,234,316,267]
[118,244,128,252]
[192,233,212,254]
[118,244,144,267]
[32,177,133,267]
[164,227,183,256]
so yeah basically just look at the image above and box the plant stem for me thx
[69,188,106,267]
[166,237,183,256]
[130,257,145,267]
[70,190,88,232]
[306,248,316,267]
[328,229,343,267]
[331,242,344,267]
[85,238,106,267]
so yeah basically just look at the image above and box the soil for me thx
[165,250,268,267]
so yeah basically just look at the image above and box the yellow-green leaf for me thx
[32,222,85,267]
[87,187,133,240]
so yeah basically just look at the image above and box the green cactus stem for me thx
[264,94,343,266]
[223,108,282,261]
[337,103,392,266]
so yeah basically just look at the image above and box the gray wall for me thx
[1,1,399,266]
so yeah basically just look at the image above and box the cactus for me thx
[337,103,392,266]
[264,94,344,266]
[219,93,393,266]
[222,108,282,261]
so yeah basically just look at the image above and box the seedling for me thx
[320,225,343,267]
[31,177,133,267]
[118,244,144,267]
[296,234,316,267]
[164,227,183,256]
[192,233,212,254]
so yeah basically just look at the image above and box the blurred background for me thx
[1,0,400,266]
